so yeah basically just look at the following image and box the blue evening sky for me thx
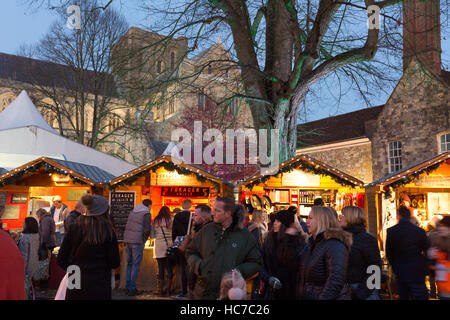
[0,0,448,123]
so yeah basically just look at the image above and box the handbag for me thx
[34,257,50,281]
[161,226,178,265]
[55,273,69,300]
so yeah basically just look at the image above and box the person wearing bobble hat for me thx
[259,210,305,300]
[57,194,120,300]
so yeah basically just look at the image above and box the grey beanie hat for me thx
[81,194,109,216]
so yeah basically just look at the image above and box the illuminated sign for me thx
[161,187,209,197]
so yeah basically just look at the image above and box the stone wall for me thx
[370,61,450,180]
[302,142,373,184]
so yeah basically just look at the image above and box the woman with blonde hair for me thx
[151,206,175,296]
[339,206,382,300]
[297,206,352,300]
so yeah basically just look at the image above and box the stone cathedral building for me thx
[0,26,253,166]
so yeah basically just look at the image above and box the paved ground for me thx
[35,288,187,300]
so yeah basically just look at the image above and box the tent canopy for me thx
[0,90,58,134]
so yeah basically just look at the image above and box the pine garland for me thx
[0,161,89,187]
[246,158,356,190]
[111,160,221,192]
[382,161,444,199]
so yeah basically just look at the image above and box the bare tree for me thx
[130,0,448,164]
[21,0,134,153]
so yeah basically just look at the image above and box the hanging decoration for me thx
[245,157,357,190]
[381,161,444,199]
[111,160,221,192]
[0,160,91,187]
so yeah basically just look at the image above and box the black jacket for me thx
[64,210,81,234]
[39,213,56,249]
[298,228,352,300]
[344,225,382,299]
[57,223,120,300]
[386,218,429,283]
[260,232,304,300]
[172,210,191,241]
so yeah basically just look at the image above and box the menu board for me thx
[0,192,7,208]
[109,191,136,241]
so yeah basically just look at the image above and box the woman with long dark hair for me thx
[151,206,174,296]
[18,217,40,299]
[57,194,120,300]
[259,210,305,300]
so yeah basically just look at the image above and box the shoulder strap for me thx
[160,226,169,246]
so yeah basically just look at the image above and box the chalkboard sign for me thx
[109,191,135,241]
[0,192,7,208]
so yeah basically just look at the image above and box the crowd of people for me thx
[0,193,449,301]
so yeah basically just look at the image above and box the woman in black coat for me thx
[298,206,352,300]
[57,194,120,300]
[260,210,305,300]
[340,206,382,300]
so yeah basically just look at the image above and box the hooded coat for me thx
[298,228,352,300]
[185,222,261,300]
[39,212,56,249]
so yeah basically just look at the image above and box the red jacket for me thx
[0,230,25,300]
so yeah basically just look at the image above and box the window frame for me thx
[437,131,450,153]
[387,140,403,173]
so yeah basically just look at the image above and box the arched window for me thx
[171,52,175,69]
[208,65,212,74]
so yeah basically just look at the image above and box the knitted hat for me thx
[275,210,295,228]
[439,216,450,229]
[81,194,109,216]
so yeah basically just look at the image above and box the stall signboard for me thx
[151,172,203,186]
[109,191,136,241]
[11,193,28,204]
[2,206,21,220]
[414,176,450,187]
[281,171,320,187]
[161,187,209,197]
[67,189,89,201]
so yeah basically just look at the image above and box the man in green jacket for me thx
[186,196,261,300]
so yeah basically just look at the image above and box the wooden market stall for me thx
[365,152,450,253]
[0,156,113,232]
[240,154,366,219]
[108,155,235,291]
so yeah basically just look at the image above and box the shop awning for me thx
[109,155,235,188]
[242,154,365,189]
[0,156,115,187]
[366,152,450,188]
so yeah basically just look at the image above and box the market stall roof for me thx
[0,90,58,134]
[0,156,115,187]
[0,168,7,175]
[366,152,450,187]
[109,155,235,187]
[242,154,365,188]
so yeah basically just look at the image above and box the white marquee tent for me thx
[0,90,136,176]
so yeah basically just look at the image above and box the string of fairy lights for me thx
[0,157,103,189]
[244,154,365,190]
[378,156,450,199]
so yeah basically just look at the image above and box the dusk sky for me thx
[1,0,448,123]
